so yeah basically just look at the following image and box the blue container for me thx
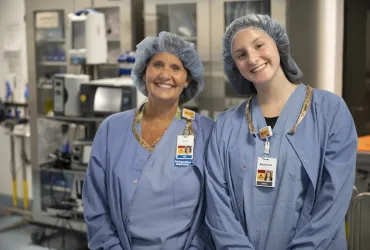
[118,50,135,76]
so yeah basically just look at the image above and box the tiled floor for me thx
[0,215,88,250]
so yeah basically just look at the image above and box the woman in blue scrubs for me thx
[83,31,214,250]
[205,14,358,249]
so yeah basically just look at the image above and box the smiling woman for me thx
[82,31,215,250]
[144,52,190,105]
[206,14,358,250]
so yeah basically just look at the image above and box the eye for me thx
[171,64,181,71]
[238,52,247,60]
[152,61,163,68]
[256,43,264,49]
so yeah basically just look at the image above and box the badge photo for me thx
[255,157,277,188]
[176,135,194,160]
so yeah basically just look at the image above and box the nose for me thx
[158,67,172,80]
[247,50,259,65]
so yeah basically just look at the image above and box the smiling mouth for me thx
[155,82,174,89]
[251,63,267,73]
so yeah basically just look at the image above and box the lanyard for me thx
[245,84,313,138]
[132,103,195,152]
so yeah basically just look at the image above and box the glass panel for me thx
[224,1,270,29]
[34,10,66,115]
[157,3,197,43]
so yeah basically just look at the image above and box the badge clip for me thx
[259,126,273,140]
[263,140,270,157]
[182,108,195,120]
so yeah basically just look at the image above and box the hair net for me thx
[131,31,204,105]
[222,14,303,95]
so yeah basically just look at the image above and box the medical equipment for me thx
[79,77,147,117]
[71,139,93,166]
[52,74,90,116]
[71,176,84,214]
[68,9,107,65]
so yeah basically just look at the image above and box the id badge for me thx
[174,135,194,167]
[256,157,277,188]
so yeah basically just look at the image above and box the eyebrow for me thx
[233,36,263,54]
[151,60,183,68]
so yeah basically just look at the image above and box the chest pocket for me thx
[172,164,201,213]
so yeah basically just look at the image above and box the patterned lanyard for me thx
[245,85,313,137]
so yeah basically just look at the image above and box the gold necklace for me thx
[143,121,168,148]
[132,106,175,152]
[245,84,313,135]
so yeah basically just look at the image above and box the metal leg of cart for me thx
[0,126,32,233]
[349,192,370,250]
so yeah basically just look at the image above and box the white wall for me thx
[286,0,344,96]
[0,0,32,200]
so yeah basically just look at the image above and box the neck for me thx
[143,97,178,122]
[255,68,299,117]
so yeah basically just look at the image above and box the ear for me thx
[185,74,192,88]
[143,73,146,82]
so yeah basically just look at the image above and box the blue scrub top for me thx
[129,110,201,249]
[206,84,358,249]
[83,106,215,250]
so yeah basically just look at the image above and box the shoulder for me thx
[95,109,136,139]
[311,87,349,121]
[193,113,215,144]
[194,113,215,130]
[214,100,247,133]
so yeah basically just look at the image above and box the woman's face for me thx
[144,52,189,104]
[267,172,272,178]
[185,147,191,154]
[232,28,281,87]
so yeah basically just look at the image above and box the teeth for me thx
[252,64,267,73]
[157,83,173,89]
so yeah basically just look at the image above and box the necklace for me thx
[132,104,177,152]
[143,121,168,148]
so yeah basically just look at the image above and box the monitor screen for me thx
[94,87,122,113]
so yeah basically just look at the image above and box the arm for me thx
[289,99,358,249]
[205,125,255,249]
[83,121,123,250]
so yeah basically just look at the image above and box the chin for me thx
[248,72,277,86]
[151,94,178,104]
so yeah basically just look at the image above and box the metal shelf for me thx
[40,166,86,175]
[43,185,71,192]
[39,115,105,123]
[107,39,120,42]
[4,131,31,138]
[40,61,67,66]
[32,211,87,232]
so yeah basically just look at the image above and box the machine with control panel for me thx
[53,74,90,116]
[79,77,147,117]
